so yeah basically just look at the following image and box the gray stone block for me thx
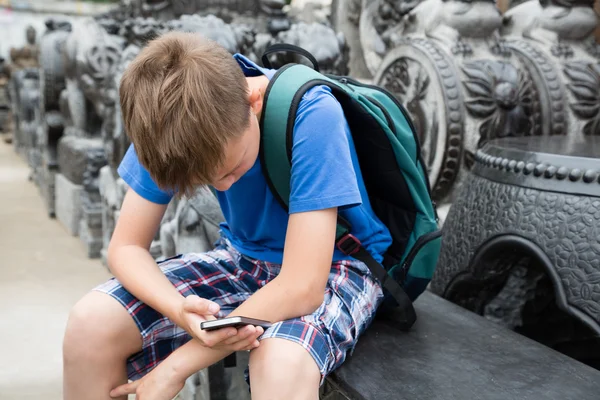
[55,173,82,236]
[57,136,103,185]
[39,167,57,218]
[79,219,103,258]
[82,194,103,229]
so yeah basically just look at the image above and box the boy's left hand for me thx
[179,295,263,351]
[109,362,184,400]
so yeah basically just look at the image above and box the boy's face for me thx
[211,111,260,191]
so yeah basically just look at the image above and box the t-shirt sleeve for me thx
[288,86,362,214]
[117,144,173,204]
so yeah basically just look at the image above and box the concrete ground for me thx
[0,139,113,399]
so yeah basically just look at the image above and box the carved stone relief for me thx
[0,58,9,137]
[261,22,350,75]
[500,0,600,140]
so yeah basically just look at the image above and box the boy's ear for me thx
[248,87,263,115]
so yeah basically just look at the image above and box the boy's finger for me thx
[222,325,256,345]
[234,328,264,351]
[237,338,261,352]
[199,327,238,347]
[183,295,220,316]
[110,381,139,397]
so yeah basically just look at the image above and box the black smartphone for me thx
[200,316,273,331]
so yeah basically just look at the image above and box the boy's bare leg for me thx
[63,291,143,400]
[248,338,321,400]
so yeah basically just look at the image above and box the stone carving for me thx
[98,166,129,264]
[0,57,10,139]
[461,60,535,146]
[501,0,600,140]
[62,18,125,138]
[34,21,71,217]
[52,18,127,255]
[430,136,600,366]
[7,25,41,160]
[327,0,599,211]
[81,148,108,257]
[370,0,540,206]
[360,0,423,76]
[160,189,224,257]
[261,22,350,75]
[8,26,40,73]
[9,69,40,163]
[376,39,464,201]
[563,61,600,136]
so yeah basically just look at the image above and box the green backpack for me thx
[260,45,442,330]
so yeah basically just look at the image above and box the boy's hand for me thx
[179,295,263,351]
[110,361,184,400]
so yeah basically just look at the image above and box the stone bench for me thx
[320,291,600,400]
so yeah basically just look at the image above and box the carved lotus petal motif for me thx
[568,84,597,102]
[570,101,599,119]
[583,118,600,136]
[462,60,534,145]
[462,64,493,88]
[564,61,600,135]
[465,98,496,118]
[564,63,597,86]
[464,80,490,98]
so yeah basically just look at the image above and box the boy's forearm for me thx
[163,339,231,381]
[108,245,185,326]
[228,275,321,324]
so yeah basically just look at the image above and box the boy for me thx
[63,31,391,400]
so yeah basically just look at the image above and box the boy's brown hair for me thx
[120,31,251,195]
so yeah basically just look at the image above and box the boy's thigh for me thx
[259,259,383,385]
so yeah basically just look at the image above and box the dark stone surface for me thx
[57,136,104,185]
[323,291,600,400]
[471,136,600,196]
[429,136,600,368]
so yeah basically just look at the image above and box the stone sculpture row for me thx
[335,0,599,212]
[6,1,349,263]
[7,0,598,259]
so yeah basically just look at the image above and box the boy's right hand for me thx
[178,295,263,352]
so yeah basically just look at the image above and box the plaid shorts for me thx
[94,238,383,384]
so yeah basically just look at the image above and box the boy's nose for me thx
[213,176,235,192]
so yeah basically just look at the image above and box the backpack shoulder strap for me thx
[260,63,417,330]
[259,63,327,212]
[259,64,351,239]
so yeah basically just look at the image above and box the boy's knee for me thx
[249,338,320,390]
[63,291,141,362]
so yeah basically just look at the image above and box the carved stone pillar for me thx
[98,165,129,265]
[36,21,71,218]
[80,148,108,258]
[371,0,542,211]
[0,58,10,140]
[501,0,600,140]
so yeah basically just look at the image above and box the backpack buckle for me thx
[337,234,362,256]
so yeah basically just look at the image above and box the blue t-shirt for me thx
[118,54,392,264]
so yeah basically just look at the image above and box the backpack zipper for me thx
[365,96,397,136]
[398,230,442,282]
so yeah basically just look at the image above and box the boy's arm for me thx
[108,188,260,349]
[107,188,185,324]
[158,207,338,384]
[228,207,338,321]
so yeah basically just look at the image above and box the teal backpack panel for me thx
[259,59,442,330]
